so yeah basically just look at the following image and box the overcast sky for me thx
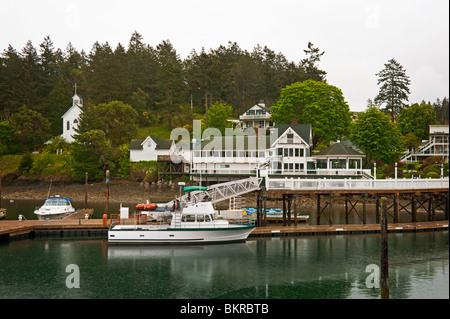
[1,0,448,111]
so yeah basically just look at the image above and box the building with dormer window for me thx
[239,101,273,129]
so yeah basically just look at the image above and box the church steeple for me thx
[72,83,83,107]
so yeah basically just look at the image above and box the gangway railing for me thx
[180,177,262,204]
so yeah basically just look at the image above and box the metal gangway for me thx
[184,177,262,204]
[158,177,262,208]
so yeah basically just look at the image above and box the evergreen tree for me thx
[155,40,185,131]
[185,48,215,119]
[39,36,61,107]
[300,42,327,82]
[0,45,23,115]
[374,58,411,122]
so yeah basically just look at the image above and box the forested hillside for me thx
[0,31,327,137]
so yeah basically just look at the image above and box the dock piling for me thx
[380,197,389,299]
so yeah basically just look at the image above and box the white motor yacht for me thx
[34,196,75,220]
[108,201,255,244]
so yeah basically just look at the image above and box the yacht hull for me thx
[108,224,255,244]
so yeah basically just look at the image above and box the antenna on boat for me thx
[47,180,52,198]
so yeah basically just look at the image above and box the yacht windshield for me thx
[43,198,70,206]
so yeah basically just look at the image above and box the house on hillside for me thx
[61,91,83,143]
[400,125,449,163]
[191,123,315,183]
[128,122,372,184]
[129,136,176,162]
[239,101,273,129]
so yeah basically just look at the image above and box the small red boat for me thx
[135,203,157,211]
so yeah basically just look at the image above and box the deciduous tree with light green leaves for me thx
[351,106,404,167]
[397,102,436,140]
[206,102,233,135]
[270,79,352,148]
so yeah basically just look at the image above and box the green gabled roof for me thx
[129,136,173,150]
[151,136,173,150]
[129,138,146,150]
[273,124,312,144]
[315,142,364,156]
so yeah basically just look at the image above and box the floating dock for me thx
[0,219,448,241]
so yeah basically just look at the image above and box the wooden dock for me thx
[0,219,107,240]
[250,220,449,237]
[0,218,448,241]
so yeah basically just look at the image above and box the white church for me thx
[61,87,83,143]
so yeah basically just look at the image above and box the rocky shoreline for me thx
[0,179,321,210]
[0,179,179,203]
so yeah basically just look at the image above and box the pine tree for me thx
[374,58,411,122]
[300,42,327,82]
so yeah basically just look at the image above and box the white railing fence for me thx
[266,177,449,191]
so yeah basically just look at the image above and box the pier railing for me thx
[266,177,449,191]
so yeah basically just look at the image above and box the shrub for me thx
[423,164,440,176]
[18,154,33,174]
[426,171,440,179]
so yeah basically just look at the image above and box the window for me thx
[197,215,204,222]
[349,159,359,169]
[278,148,283,156]
[259,121,265,127]
[295,163,299,170]
[317,159,327,169]
[300,149,304,157]
[220,164,230,168]
[284,148,288,156]
[295,148,299,157]
[287,133,294,143]
[66,121,70,130]
[289,148,293,157]
[183,215,196,222]
[331,159,346,169]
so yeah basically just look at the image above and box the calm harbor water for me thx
[0,231,448,299]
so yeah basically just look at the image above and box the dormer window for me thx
[287,133,293,143]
